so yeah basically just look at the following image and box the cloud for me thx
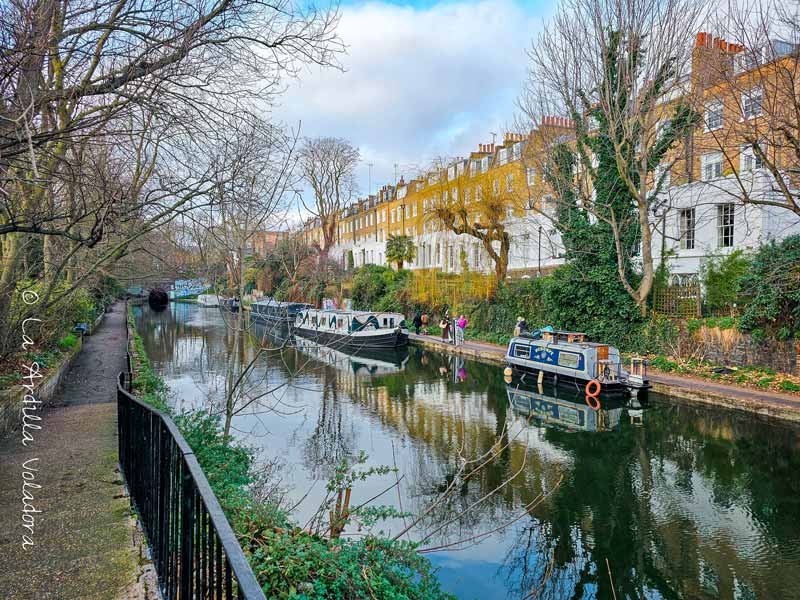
[274,0,550,197]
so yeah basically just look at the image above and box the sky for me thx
[273,0,557,201]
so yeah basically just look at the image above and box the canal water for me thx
[133,302,800,600]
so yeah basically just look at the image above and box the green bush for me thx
[739,235,800,339]
[56,333,79,351]
[780,380,800,392]
[351,265,411,313]
[701,250,750,314]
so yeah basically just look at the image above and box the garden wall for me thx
[0,336,84,441]
[695,326,799,375]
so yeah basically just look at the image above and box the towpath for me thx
[0,302,154,599]
[408,333,800,421]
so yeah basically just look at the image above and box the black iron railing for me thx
[117,370,266,600]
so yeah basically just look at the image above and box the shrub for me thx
[351,265,411,313]
[701,250,750,314]
[56,333,79,351]
[780,380,800,393]
[739,235,800,338]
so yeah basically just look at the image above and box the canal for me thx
[133,302,800,600]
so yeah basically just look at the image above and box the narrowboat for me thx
[505,329,649,395]
[197,294,220,307]
[220,297,240,312]
[250,298,312,327]
[294,308,409,349]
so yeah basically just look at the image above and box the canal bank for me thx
[408,333,800,422]
[0,302,156,599]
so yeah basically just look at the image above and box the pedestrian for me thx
[514,316,528,337]
[456,314,468,346]
[412,312,422,335]
[440,313,451,344]
[421,312,429,335]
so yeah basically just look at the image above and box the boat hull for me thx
[506,360,638,395]
[294,326,409,350]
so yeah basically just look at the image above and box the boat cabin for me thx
[297,309,407,334]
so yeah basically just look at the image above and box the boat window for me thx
[383,318,387,326]
[338,318,344,328]
[514,344,530,358]
[312,316,317,326]
[558,352,581,369]
[389,318,395,328]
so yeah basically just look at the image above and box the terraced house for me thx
[304,31,800,282]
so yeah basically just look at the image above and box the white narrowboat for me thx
[197,294,220,307]
[294,309,409,349]
[505,329,649,394]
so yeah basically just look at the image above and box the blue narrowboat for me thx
[505,329,649,394]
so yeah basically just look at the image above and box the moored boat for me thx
[220,297,240,312]
[505,328,649,395]
[250,298,312,327]
[197,294,220,307]
[294,308,409,349]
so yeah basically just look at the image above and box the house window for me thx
[464,189,471,204]
[481,157,489,172]
[497,148,508,165]
[493,179,500,194]
[742,87,763,119]
[740,143,764,172]
[451,188,458,203]
[526,168,536,186]
[717,204,735,247]
[506,174,514,192]
[679,208,695,250]
[470,160,478,176]
[701,152,723,180]
[705,101,723,131]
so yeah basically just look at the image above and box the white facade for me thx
[654,170,800,277]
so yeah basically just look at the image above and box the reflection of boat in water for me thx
[294,336,408,377]
[506,382,629,432]
[294,308,409,349]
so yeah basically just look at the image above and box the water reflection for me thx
[134,303,800,600]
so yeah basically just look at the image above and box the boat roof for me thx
[253,299,312,308]
[303,308,405,318]
[510,336,616,349]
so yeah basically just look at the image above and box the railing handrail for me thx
[117,370,266,600]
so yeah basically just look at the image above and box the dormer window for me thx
[740,142,765,172]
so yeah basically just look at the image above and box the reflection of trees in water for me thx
[136,307,800,600]
[302,366,357,479]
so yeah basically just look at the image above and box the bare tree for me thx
[704,0,800,217]
[521,0,706,313]
[298,137,360,259]
[0,0,343,357]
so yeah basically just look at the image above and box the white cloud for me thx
[274,0,549,197]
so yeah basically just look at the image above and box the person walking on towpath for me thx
[412,312,422,335]
[455,314,468,346]
[440,313,452,344]
[421,312,429,335]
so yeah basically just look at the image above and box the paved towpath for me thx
[409,333,800,420]
[0,302,152,599]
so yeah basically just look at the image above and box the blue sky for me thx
[274,0,557,205]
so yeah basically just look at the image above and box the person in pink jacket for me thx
[455,314,468,346]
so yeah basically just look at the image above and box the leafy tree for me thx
[385,234,417,270]
[351,265,410,312]
[739,236,800,339]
